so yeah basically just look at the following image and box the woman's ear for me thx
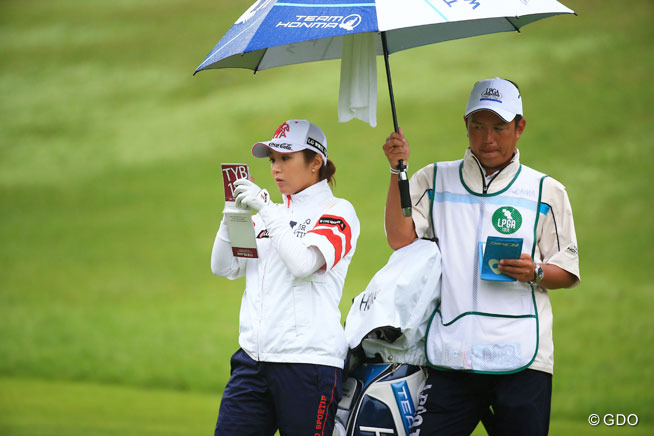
[313,155,323,172]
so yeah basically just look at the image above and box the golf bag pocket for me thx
[333,363,427,436]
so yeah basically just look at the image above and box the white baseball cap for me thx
[252,119,328,166]
[464,77,523,123]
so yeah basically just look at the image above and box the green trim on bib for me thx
[430,163,437,239]
[424,293,540,375]
[459,162,522,197]
[461,289,540,375]
[441,310,536,327]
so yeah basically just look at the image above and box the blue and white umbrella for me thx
[194,0,574,214]
[194,0,574,127]
[195,0,574,75]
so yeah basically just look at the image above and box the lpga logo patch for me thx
[480,87,502,103]
[492,206,522,234]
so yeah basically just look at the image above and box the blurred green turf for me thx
[1,0,653,434]
[0,377,218,435]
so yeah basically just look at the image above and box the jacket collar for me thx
[283,179,332,208]
[461,148,521,194]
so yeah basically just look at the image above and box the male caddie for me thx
[381,78,580,435]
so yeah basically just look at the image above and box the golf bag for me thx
[333,239,441,436]
[333,358,427,436]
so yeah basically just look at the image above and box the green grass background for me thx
[1,0,652,434]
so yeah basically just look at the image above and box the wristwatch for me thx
[529,264,544,286]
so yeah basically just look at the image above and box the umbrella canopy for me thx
[194,0,574,74]
[194,0,575,217]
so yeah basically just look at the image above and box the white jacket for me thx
[212,180,360,368]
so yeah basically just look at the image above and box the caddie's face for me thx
[465,110,526,175]
[269,150,320,195]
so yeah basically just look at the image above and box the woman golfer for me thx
[211,120,360,436]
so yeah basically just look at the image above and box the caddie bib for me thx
[425,160,548,373]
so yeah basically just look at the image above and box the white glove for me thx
[233,178,272,212]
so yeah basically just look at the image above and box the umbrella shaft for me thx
[381,32,399,134]
[382,32,411,217]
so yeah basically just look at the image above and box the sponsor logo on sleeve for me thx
[318,216,346,231]
[308,215,352,267]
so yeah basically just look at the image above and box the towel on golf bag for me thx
[338,32,377,127]
[345,238,441,366]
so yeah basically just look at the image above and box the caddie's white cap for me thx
[252,120,328,166]
[464,77,523,123]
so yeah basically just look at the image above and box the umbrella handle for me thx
[397,160,411,217]
[382,32,411,217]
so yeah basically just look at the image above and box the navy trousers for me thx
[411,368,552,436]
[215,349,342,436]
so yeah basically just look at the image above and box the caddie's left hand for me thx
[498,253,536,283]
[233,178,272,213]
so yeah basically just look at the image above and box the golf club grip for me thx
[397,160,412,217]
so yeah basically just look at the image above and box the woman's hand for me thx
[234,178,271,212]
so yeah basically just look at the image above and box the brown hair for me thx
[301,149,336,186]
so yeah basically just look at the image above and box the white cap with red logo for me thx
[252,120,328,166]
[464,77,523,123]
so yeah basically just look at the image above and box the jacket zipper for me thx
[470,153,508,195]
[471,154,489,194]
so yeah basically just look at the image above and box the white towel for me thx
[338,33,377,127]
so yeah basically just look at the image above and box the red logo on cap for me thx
[273,122,290,139]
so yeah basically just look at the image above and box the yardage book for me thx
[221,163,258,258]
[479,236,523,282]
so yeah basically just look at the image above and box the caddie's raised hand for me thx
[233,178,271,212]
[382,127,410,170]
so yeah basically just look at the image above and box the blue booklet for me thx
[479,236,524,282]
